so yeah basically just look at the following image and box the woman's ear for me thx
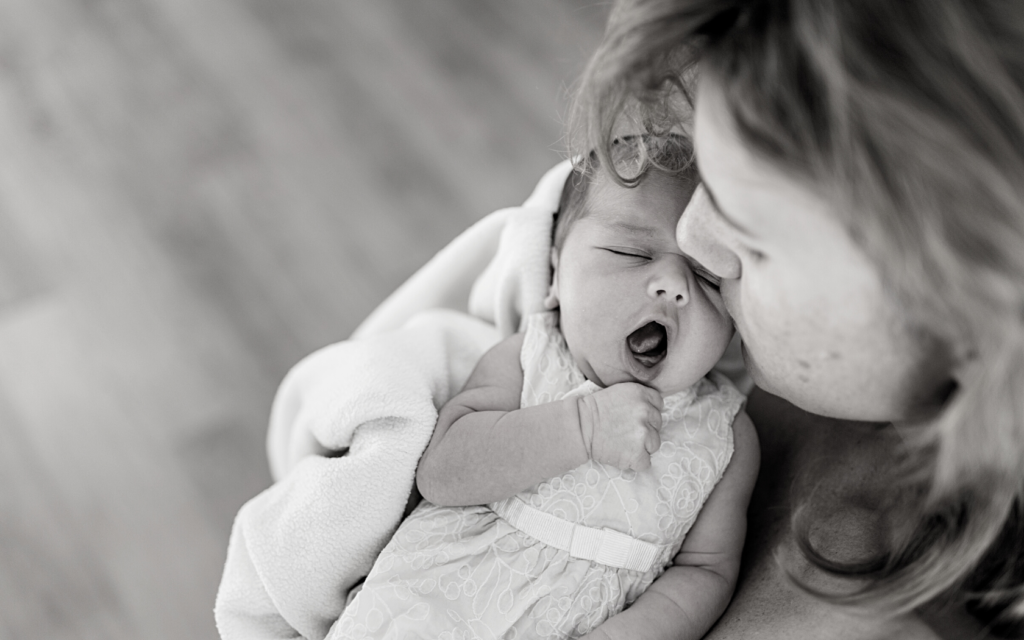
[543,247,560,310]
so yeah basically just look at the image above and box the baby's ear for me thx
[543,247,560,310]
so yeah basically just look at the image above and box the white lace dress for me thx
[329,312,745,640]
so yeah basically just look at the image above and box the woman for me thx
[573,0,1024,638]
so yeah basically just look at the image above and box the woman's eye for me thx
[742,246,767,263]
[695,273,721,292]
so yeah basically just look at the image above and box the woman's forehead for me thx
[694,77,841,237]
[693,78,777,191]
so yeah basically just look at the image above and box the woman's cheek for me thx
[724,274,774,345]
[729,273,814,387]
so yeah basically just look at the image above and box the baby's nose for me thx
[648,260,690,305]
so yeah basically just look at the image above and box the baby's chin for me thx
[593,362,698,396]
[648,375,698,396]
[644,356,708,395]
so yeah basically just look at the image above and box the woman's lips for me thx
[627,321,668,368]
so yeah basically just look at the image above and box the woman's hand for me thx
[577,382,663,471]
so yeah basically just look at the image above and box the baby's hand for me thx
[576,383,663,471]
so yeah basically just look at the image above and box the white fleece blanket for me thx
[214,161,573,640]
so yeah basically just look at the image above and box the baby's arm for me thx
[416,332,587,506]
[417,333,662,506]
[582,410,761,640]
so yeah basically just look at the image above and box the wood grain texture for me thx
[0,1,606,637]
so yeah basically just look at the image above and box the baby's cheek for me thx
[699,297,734,350]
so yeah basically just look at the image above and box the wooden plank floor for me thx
[0,2,606,637]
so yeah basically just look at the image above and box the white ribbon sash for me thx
[490,497,669,573]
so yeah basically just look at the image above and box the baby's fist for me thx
[576,383,663,471]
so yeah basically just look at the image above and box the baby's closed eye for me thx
[603,247,651,260]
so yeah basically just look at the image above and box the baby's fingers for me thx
[641,386,664,411]
[630,450,652,472]
[644,426,661,455]
[645,405,663,432]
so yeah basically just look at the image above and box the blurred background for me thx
[0,1,607,637]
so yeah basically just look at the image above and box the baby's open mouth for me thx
[627,321,668,368]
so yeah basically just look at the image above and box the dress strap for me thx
[491,497,670,573]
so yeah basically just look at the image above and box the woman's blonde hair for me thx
[573,0,1024,628]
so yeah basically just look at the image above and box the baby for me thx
[329,135,759,640]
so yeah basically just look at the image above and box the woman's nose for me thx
[676,184,741,280]
[648,257,691,305]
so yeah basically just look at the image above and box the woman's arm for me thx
[416,333,591,506]
[582,410,761,640]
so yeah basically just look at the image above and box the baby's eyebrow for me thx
[606,220,659,238]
